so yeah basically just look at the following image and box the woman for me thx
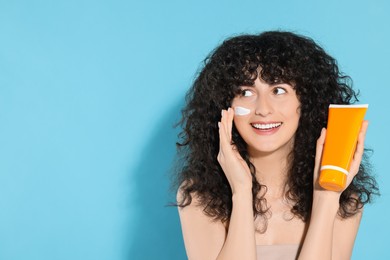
[174,31,378,260]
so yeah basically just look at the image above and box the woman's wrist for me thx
[312,190,340,214]
[232,188,253,202]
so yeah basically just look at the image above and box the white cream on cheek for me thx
[234,106,251,116]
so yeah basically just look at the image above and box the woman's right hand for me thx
[217,107,253,194]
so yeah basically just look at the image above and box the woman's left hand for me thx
[313,120,369,193]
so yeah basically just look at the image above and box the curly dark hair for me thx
[174,31,379,224]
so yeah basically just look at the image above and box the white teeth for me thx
[251,123,282,130]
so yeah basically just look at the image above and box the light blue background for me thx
[0,0,389,259]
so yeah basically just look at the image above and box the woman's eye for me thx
[241,90,253,97]
[274,87,286,95]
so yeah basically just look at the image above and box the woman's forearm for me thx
[217,190,257,260]
[298,192,340,260]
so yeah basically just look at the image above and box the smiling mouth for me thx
[251,122,283,130]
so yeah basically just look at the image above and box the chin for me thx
[247,139,294,157]
[248,145,281,155]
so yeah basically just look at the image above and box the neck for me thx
[249,149,292,199]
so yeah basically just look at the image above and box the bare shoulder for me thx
[177,187,227,234]
[177,187,227,260]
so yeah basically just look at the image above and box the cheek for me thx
[233,117,247,131]
[287,111,300,126]
[232,97,257,109]
[232,99,255,116]
[285,107,301,133]
[233,117,251,142]
[282,100,300,119]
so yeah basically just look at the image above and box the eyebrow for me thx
[270,82,295,88]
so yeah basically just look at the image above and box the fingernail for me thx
[218,122,221,128]
[221,110,224,117]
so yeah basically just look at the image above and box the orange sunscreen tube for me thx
[319,104,368,191]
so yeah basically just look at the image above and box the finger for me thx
[218,120,228,162]
[227,107,234,142]
[347,120,369,179]
[220,109,226,135]
[354,121,368,159]
[223,109,230,141]
[218,121,222,149]
[315,128,326,166]
[219,110,232,153]
[351,120,369,167]
[222,108,233,143]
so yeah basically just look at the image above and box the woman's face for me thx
[231,77,300,157]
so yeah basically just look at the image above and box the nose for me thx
[255,95,273,116]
